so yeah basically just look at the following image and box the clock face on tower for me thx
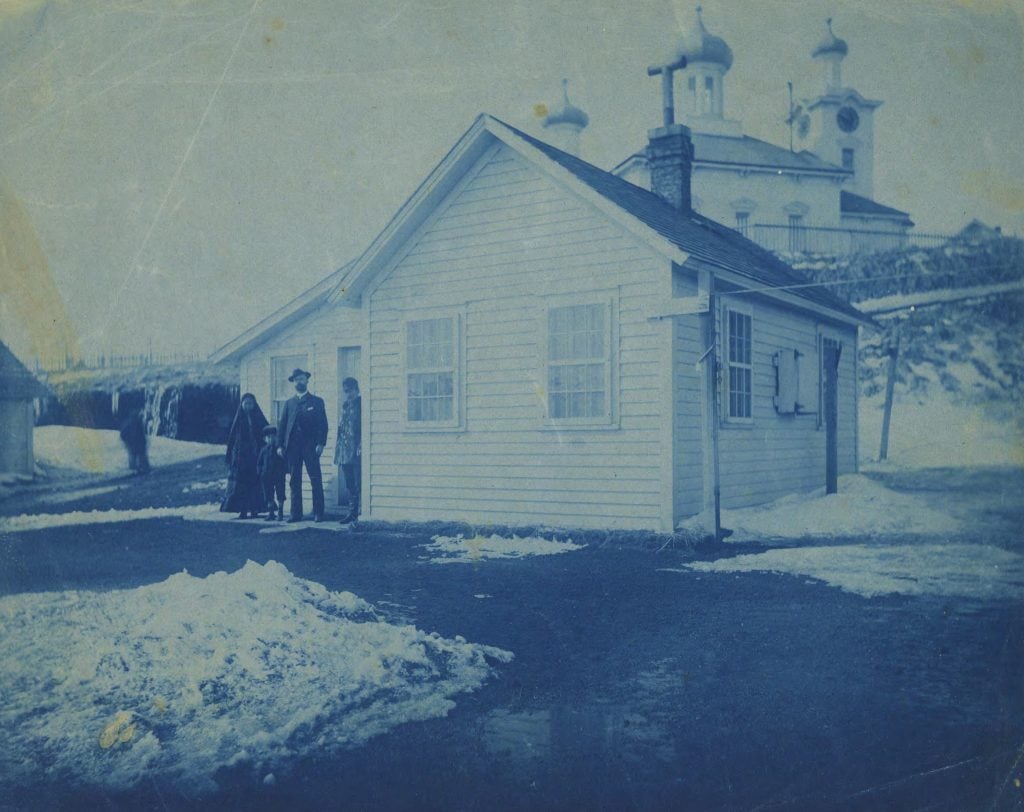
[837,106,860,133]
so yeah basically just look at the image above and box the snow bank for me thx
[182,478,227,494]
[423,533,586,564]
[0,504,224,533]
[679,474,960,542]
[34,426,223,475]
[0,560,512,792]
[684,543,1024,601]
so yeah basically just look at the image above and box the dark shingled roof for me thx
[0,341,47,399]
[840,190,912,221]
[500,120,865,322]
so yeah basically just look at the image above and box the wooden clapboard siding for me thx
[715,294,858,510]
[367,143,669,530]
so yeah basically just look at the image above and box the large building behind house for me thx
[603,10,913,255]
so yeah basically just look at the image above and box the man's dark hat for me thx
[262,425,278,436]
[288,368,311,381]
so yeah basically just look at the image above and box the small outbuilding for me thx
[0,341,47,477]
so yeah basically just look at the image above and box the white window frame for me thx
[270,353,308,423]
[722,301,754,424]
[401,309,464,432]
[540,293,618,430]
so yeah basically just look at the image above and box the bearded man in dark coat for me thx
[276,368,328,522]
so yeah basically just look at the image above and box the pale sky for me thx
[1,0,1022,362]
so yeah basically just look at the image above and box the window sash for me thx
[405,316,457,425]
[545,303,609,421]
[725,310,753,420]
[270,354,307,422]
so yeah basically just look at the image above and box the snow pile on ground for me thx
[424,533,586,564]
[859,392,1024,470]
[0,504,224,533]
[34,426,222,475]
[680,474,961,542]
[38,484,124,505]
[684,543,1024,601]
[182,479,227,494]
[0,560,512,792]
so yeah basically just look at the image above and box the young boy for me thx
[257,425,286,521]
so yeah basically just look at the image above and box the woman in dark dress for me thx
[220,393,269,518]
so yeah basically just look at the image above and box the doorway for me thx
[822,338,842,495]
[336,346,362,509]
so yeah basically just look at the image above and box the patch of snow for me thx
[0,560,512,792]
[682,544,1024,601]
[34,426,222,475]
[182,479,227,494]
[859,392,1024,470]
[0,504,223,533]
[679,474,960,542]
[38,484,124,505]
[423,533,585,564]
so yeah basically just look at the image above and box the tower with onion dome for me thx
[796,17,882,200]
[672,5,742,137]
[541,80,589,157]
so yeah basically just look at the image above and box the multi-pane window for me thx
[406,317,456,423]
[547,303,608,420]
[726,309,753,419]
[735,211,750,237]
[271,354,307,422]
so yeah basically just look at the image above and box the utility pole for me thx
[878,327,900,461]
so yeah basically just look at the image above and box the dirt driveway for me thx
[1,458,1022,811]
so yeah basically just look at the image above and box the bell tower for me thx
[795,18,881,199]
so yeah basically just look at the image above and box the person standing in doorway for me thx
[276,368,328,522]
[334,377,362,525]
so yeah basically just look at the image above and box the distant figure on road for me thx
[221,392,268,519]
[118,408,150,475]
[277,368,328,522]
[334,377,362,525]
[257,425,286,521]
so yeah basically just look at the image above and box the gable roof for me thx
[212,113,869,363]
[0,341,47,399]
[209,262,353,364]
[329,114,864,324]
[841,190,913,223]
[614,132,849,176]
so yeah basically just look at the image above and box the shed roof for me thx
[0,341,47,399]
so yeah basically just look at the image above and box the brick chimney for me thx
[646,123,694,211]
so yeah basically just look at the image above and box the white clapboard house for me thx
[211,105,869,532]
